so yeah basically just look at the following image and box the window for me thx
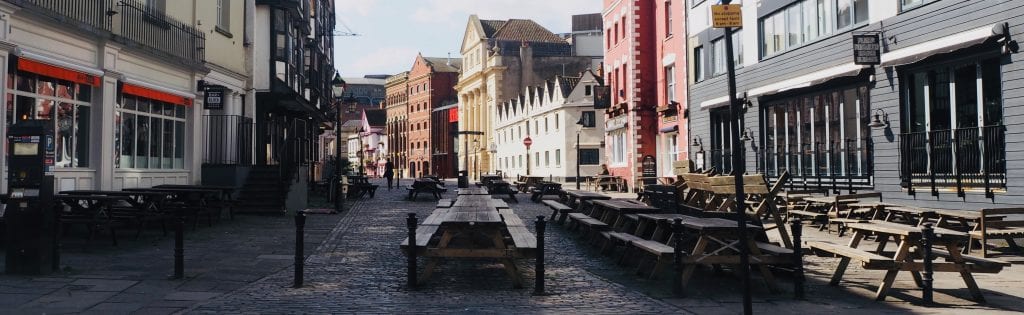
[535,152,540,166]
[711,39,726,75]
[836,0,867,30]
[7,70,93,168]
[519,155,523,168]
[732,29,744,67]
[556,149,561,166]
[610,130,627,165]
[761,85,872,186]
[613,22,619,44]
[544,117,549,133]
[693,46,704,81]
[585,85,592,96]
[709,109,735,174]
[760,0,866,58]
[579,148,600,165]
[580,111,596,127]
[660,134,679,176]
[900,57,1005,192]
[216,0,231,32]
[665,65,677,102]
[545,151,550,166]
[900,0,932,11]
[142,0,166,15]
[116,94,187,169]
[665,0,673,37]
[555,114,559,130]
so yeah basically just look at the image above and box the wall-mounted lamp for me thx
[691,135,703,147]
[740,128,754,142]
[868,109,889,128]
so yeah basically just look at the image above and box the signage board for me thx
[853,33,881,65]
[448,108,458,122]
[204,87,225,110]
[593,85,611,109]
[711,4,742,28]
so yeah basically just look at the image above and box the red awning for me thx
[123,83,193,106]
[17,58,100,86]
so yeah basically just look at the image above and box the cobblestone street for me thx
[3,179,1024,314]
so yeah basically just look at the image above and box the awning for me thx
[17,58,101,86]
[659,125,678,133]
[880,25,999,67]
[122,83,194,106]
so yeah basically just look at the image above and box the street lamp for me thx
[472,139,479,180]
[331,73,346,214]
[575,116,586,189]
[455,130,484,188]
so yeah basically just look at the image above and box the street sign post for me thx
[523,136,533,149]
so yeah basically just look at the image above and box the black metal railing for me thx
[899,125,1006,198]
[117,0,205,65]
[6,0,111,31]
[708,149,733,175]
[203,115,253,165]
[760,138,874,192]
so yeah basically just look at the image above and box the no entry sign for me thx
[523,136,532,149]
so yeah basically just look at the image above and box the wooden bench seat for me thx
[807,241,895,269]
[932,249,1010,273]
[499,209,526,227]
[542,200,573,223]
[968,207,1024,257]
[506,226,537,258]
[400,224,441,252]
[755,242,794,256]
[788,210,827,219]
[436,199,453,208]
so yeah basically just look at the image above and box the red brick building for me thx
[602,0,659,190]
[653,0,688,177]
[406,54,461,177]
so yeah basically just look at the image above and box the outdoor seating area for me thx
[406,177,448,201]
[401,186,537,288]
[477,174,518,202]
[346,176,379,199]
[54,185,235,246]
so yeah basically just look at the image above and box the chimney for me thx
[447,52,452,66]
[520,41,534,89]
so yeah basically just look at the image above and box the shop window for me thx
[6,71,92,168]
[899,57,1005,195]
[761,85,873,188]
[116,95,188,169]
[609,129,627,165]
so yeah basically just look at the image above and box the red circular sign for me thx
[523,137,533,148]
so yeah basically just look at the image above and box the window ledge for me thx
[215,26,234,38]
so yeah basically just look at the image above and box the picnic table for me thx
[154,184,236,219]
[407,179,447,200]
[485,179,518,202]
[809,220,1010,301]
[403,194,536,288]
[673,214,791,292]
[515,176,544,193]
[455,186,488,195]
[54,194,132,246]
[590,199,660,231]
[589,175,624,192]
[123,187,221,229]
[61,190,175,237]
[530,181,564,202]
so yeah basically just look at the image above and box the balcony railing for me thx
[757,137,875,193]
[6,0,111,32]
[899,125,1006,198]
[117,0,205,66]
[203,115,254,165]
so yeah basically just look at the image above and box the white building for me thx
[493,70,606,181]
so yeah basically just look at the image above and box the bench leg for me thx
[874,240,913,301]
[945,243,986,302]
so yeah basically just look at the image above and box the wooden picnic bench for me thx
[407,179,446,200]
[486,179,518,203]
[54,194,132,246]
[809,220,1009,302]
[530,181,564,202]
[968,207,1024,258]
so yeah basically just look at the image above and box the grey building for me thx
[686,0,1021,209]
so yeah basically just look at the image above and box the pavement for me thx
[1,178,1023,314]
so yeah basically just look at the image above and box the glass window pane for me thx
[77,84,91,102]
[954,65,979,128]
[163,103,175,117]
[163,119,174,168]
[75,105,90,167]
[762,17,774,56]
[56,80,74,100]
[803,1,818,42]
[836,0,852,29]
[773,13,786,52]
[136,116,149,168]
[124,96,136,110]
[137,98,151,113]
[787,6,801,46]
[36,77,55,96]
[176,106,186,118]
[981,59,1002,126]
[16,73,35,93]
[929,69,952,131]
[121,113,136,168]
[150,117,162,168]
[818,0,833,36]
[56,102,74,167]
[35,98,53,120]
[854,0,868,24]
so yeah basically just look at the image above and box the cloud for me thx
[411,0,602,31]
[340,46,419,76]
[336,0,380,17]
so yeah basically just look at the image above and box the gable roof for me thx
[363,109,386,126]
[423,57,462,73]
[558,76,581,97]
[480,19,506,37]
[491,19,567,44]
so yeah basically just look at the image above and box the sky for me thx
[333,0,603,78]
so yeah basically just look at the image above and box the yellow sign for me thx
[711,4,742,28]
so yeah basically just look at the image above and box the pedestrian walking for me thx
[384,159,395,190]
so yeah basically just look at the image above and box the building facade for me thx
[431,102,460,178]
[406,54,460,178]
[455,15,600,178]
[602,0,659,190]
[687,0,1023,209]
[0,0,209,193]
[383,71,409,177]
[493,71,607,180]
[653,0,688,178]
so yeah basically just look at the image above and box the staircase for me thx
[236,165,290,214]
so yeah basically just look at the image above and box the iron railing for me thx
[899,125,1006,198]
[116,0,205,65]
[203,115,253,165]
[6,0,111,31]
[758,138,875,193]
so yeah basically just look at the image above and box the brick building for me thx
[654,0,688,178]
[406,54,461,177]
[383,72,409,177]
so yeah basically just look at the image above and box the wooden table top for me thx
[802,197,860,204]
[847,220,968,239]
[593,199,659,211]
[564,190,612,199]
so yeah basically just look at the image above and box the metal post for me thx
[335,108,344,214]
[533,215,546,295]
[576,131,582,190]
[672,218,685,297]
[293,210,306,288]
[173,205,184,279]
[406,213,418,288]
[720,3,752,312]
[922,223,935,304]
[791,218,805,299]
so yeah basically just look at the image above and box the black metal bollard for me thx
[922,223,935,304]
[407,213,418,288]
[672,218,685,297]
[294,210,306,288]
[173,206,185,279]
[533,216,546,295]
[791,218,805,299]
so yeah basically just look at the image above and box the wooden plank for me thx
[424,248,518,258]
[506,226,537,249]
[807,241,895,267]
[501,212,526,227]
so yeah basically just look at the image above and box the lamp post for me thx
[575,116,586,189]
[456,130,484,187]
[331,73,346,214]
[472,139,479,180]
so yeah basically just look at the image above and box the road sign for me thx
[523,136,532,148]
[711,4,742,28]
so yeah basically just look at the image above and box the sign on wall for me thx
[853,33,881,65]
[204,86,225,110]
[593,85,611,109]
[711,4,742,28]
